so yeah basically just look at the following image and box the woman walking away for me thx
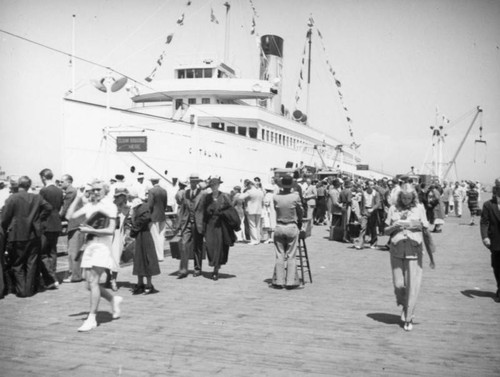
[466,182,480,225]
[66,181,122,332]
[384,184,435,331]
[105,187,130,291]
[272,175,303,289]
[204,176,235,281]
[129,190,160,295]
[262,184,277,243]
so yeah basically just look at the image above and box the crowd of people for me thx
[0,167,498,334]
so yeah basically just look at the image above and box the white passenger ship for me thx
[62,6,388,190]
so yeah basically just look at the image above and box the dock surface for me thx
[1,215,499,377]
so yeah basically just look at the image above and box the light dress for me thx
[80,199,117,270]
[110,210,127,272]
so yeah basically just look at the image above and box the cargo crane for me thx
[442,106,483,182]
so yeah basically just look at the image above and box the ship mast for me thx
[223,2,231,64]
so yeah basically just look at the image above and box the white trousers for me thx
[150,221,166,261]
[247,214,261,244]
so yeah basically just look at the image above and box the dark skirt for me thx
[132,230,160,276]
[205,217,229,269]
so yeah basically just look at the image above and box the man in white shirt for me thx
[240,180,264,245]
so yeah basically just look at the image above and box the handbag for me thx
[220,206,241,232]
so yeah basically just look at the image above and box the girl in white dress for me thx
[67,181,123,332]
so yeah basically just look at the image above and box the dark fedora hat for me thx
[280,175,294,189]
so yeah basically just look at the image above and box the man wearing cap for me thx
[148,177,168,262]
[175,180,188,208]
[39,168,64,289]
[134,172,148,201]
[480,178,500,301]
[1,176,52,297]
[176,173,206,278]
[60,174,84,283]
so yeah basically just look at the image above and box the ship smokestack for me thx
[259,35,283,114]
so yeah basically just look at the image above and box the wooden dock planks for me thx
[0,215,499,376]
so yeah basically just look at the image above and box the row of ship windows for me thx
[210,122,305,148]
[176,69,229,79]
[176,98,212,108]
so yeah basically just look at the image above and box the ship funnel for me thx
[260,35,283,114]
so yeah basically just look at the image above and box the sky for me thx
[0,0,499,186]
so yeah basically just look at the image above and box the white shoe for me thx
[47,281,59,290]
[404,321,413,331]
[112,296,123,319]
[78,318,97,332]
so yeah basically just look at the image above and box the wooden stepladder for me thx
[297,231,312,285]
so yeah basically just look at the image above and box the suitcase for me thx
[329,225,344,241]
[169,238,182,259]
[348,222,361,238]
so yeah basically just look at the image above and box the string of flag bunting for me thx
[293,16,314,108]
[315,25,356,143]
[144,0,192,82]
[293,39,308,104]
[247,0,268,67]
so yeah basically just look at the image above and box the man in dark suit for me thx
[1,176,51,297]
[147,177,168,262]
[480,178,500,301]
[176,173,206,278]
[60,174,84,283]
[38,168,64,289]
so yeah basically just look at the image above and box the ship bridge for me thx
[132,61,276,104]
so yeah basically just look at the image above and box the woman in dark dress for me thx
[204,176,234,281]
[129,191,160,294]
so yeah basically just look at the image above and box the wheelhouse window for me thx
[238,127,247,136]
[188,98,196,105]
[175,99,183,110]
[177,68,215,79]
[227,126,236,133]
[202,98,210,104]
[211,122,225,131]
[249,128,258,139]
